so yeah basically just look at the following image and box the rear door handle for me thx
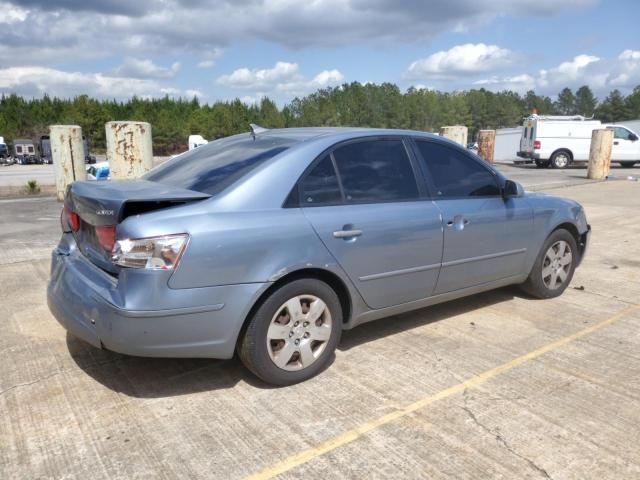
[333,229,363,239]
[614,141,619,145]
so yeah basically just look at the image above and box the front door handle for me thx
[614,141,619,145]
[446,216,469,230]
[333,227,363,239]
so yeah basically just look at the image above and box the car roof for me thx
[256,127,441,142]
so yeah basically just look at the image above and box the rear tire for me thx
[520,229,578,299]
[619,162,636,168]
[238,278,342,386]
[550,150,571,169]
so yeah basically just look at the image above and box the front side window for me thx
[415,140,500,198]
[331,139,418,203]
[300,155,342,205]
[613,127,631,140]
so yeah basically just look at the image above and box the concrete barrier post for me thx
[50,125,87,201]
[587,129,613,180]
[439,126,468,147]
[106,121,153,179]
[477,129,496,164]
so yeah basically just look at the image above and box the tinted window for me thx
[332,139,418,203]
[144,134,293,195]
[415,141,500,198]
[300,155,342,205]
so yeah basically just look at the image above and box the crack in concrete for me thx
[462,389,553,480]
[0,358,123,397]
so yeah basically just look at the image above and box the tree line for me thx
[0,84,638,155]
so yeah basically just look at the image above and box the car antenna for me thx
[249,123,268,140]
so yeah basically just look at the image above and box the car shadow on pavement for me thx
[338,287,517,351]
[66,334,275,397]
[66,287,519,398]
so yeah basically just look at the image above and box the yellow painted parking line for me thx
[245,304,640,480]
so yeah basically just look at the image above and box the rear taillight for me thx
[111,234,189,270]
[533,140,541,150]
[62,206,80,232]
[95,225,116,252]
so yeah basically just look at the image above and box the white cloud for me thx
[0,0,597,67]
[407,44,516,79]
[218,62,344,98]
[0,66,193,99]
[197,48,223,69]
[0,2,29,24]
[114,57,180,79]
[537,54,600,87]
[473,50,640,95]
[312,69,344,86]
[185,89,204,98]
[197,60,216,69]
[218,62,300,89]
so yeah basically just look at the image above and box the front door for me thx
[300,138,443,309]
[413,139,534,294]
[611,126,638,161]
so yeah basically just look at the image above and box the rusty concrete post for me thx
[439,125,468,147]
[50,125,87,201]
[477,129,496,164]
[587,128,613,180]
[106,121,153,179]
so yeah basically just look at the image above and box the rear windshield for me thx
[144,134,294,195]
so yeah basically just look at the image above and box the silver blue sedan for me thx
[48,127,590,385]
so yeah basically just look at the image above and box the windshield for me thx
[144,134,293,195]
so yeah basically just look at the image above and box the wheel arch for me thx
[550,221,586,263]
[551,148,574,163]
[236,267,353,350]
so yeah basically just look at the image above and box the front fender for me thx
[524,192,589,270]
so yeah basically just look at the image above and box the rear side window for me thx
[529,126,534,140]
[145,134,293,195]
[415,141,500,198]
[300,155,342,205]
[523,127,528,140]
[332,139,418,203]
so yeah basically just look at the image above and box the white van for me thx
[517,115,640,168]
[188,134,208,151]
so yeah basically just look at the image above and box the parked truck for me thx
[13,139,40,164]
[517,115,640,168]
[39,135,96,164]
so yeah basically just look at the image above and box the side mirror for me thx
[502,179,524,199]
[629,133,638,142]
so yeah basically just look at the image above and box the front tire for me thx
[535,160,549,169]
[520,229,578,299]
[238,278,342,386]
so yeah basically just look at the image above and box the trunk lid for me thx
[65,180,210,273]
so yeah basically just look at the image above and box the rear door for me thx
[520,119,535,154]
[300,138,444,310]
[413,139,534,294]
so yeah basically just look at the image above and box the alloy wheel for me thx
[542,240,573,290]
[266,295,332,371]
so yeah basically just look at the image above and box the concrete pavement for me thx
[1,179,640,479]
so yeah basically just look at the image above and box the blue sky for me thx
[0,0,637,105]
